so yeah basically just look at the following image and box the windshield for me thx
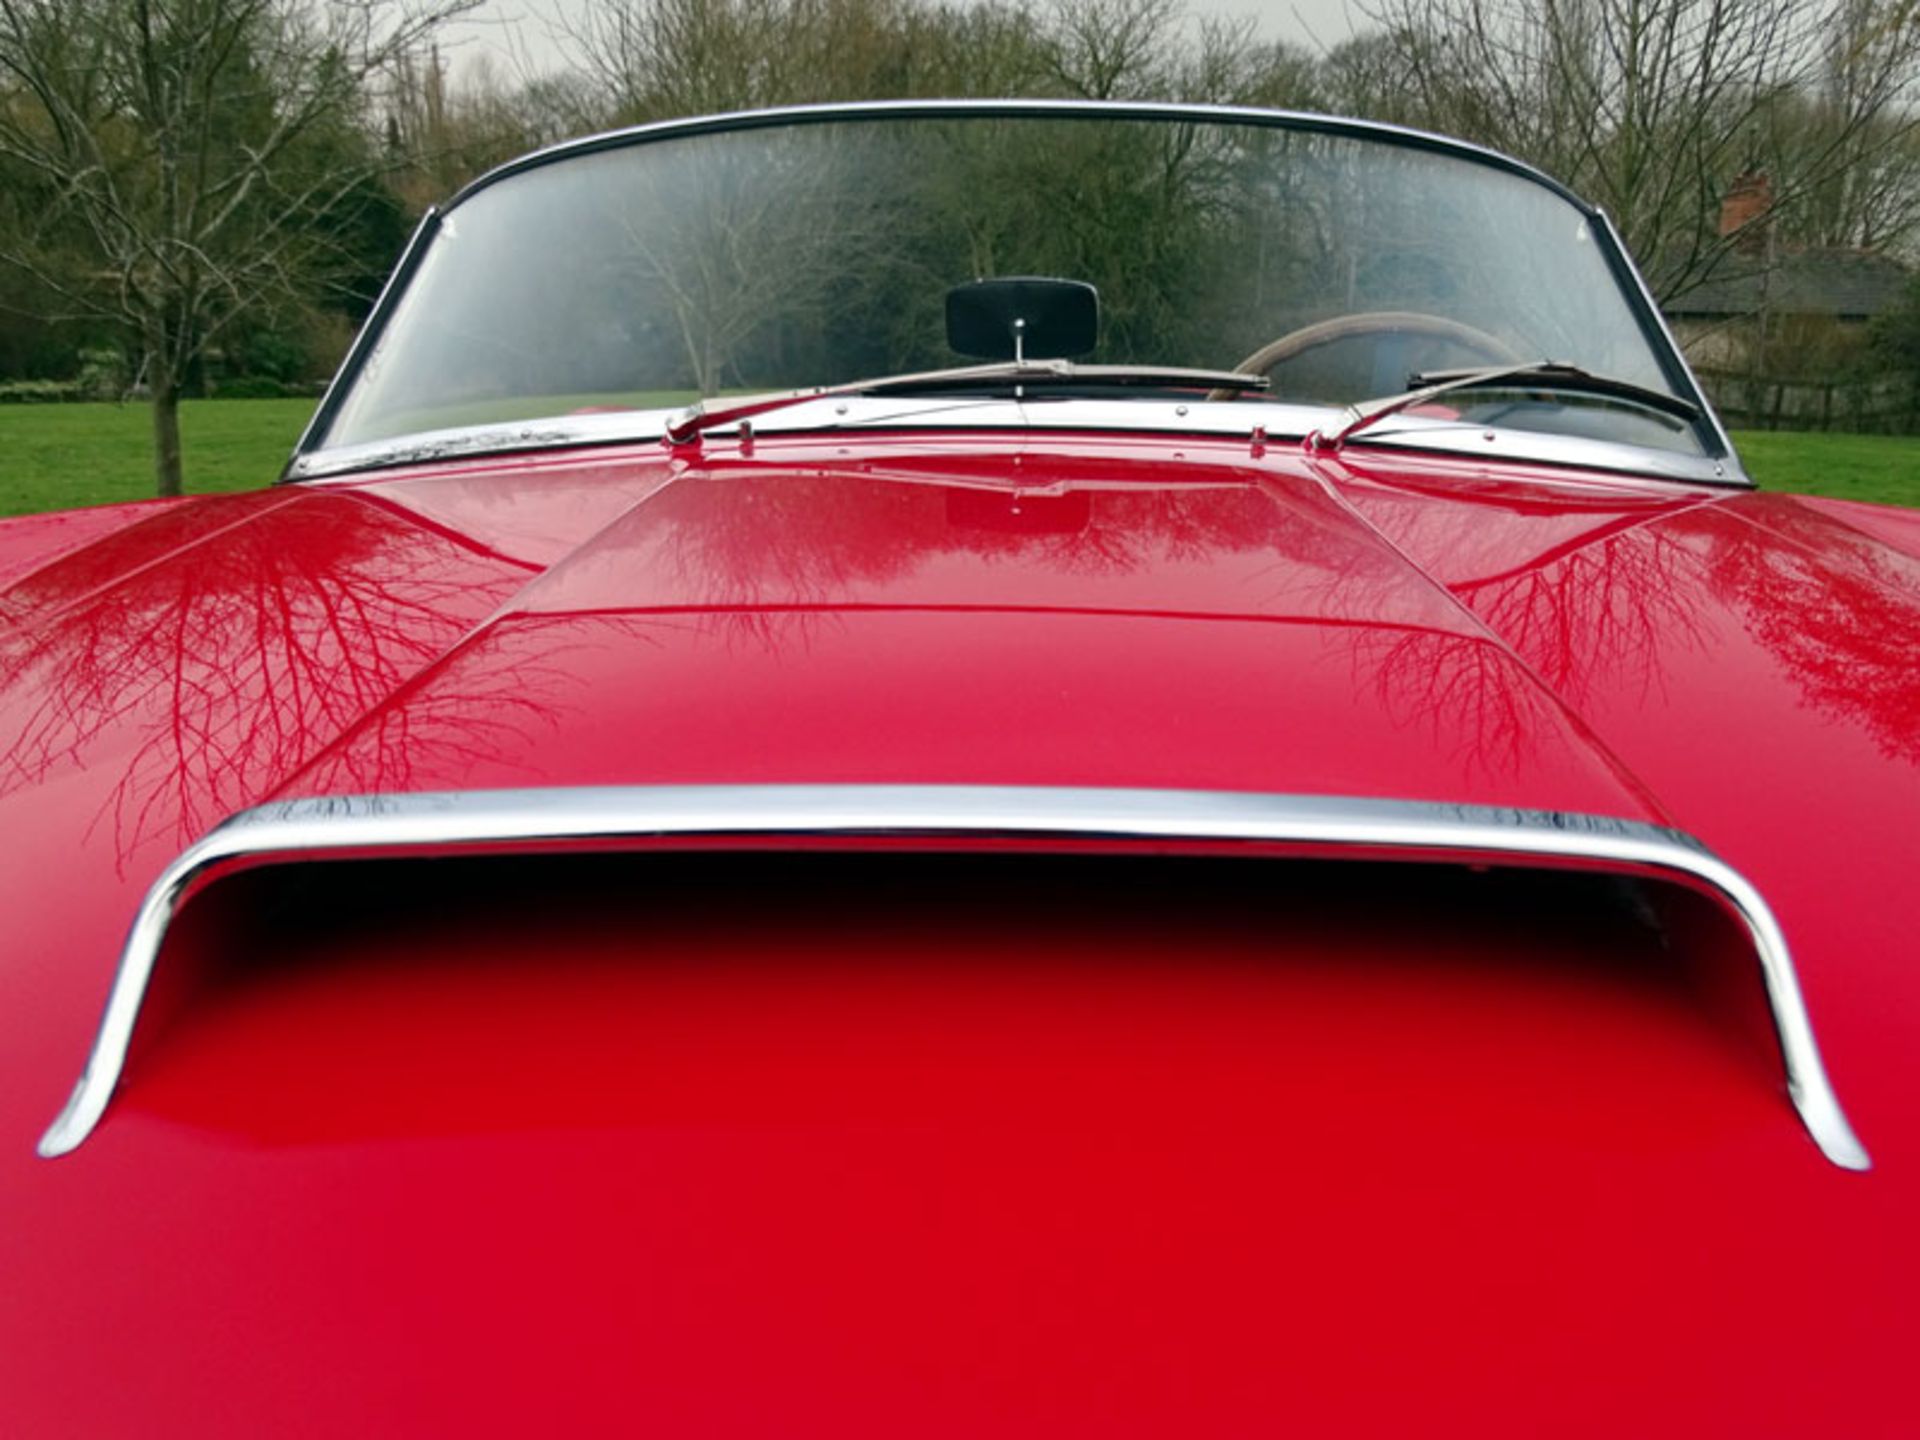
[317,110,1703,461]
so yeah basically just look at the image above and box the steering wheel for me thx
[1212,310,1522,401]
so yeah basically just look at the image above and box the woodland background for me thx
[8,0,1920,494]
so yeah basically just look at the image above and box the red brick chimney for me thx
[1719,170,1773,251]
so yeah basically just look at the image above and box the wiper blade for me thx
[664,361,1267,444]
[1307,361,1700,453]
[1407,363,1702,421]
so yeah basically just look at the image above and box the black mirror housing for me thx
[946,277,1099,361]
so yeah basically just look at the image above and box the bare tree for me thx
[1353,0,1920,299]
[380,48,570,211]
[562,0,1318,125]
[610,133,898,392]
[565,0,951,122]
[1040,0,1179,98]
[1762,2,1920,251]
[0,0,477,496]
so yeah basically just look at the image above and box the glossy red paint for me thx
[0,496,188,594]
[2,433,1916,1434]
[282,447,1662,818]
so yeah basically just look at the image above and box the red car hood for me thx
[2,434,1916,1433]
[275,444,1664,815]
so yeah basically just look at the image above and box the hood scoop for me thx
[38,784,1868,1170]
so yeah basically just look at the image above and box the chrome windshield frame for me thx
[284,394,1747,488]
[1593,206,1743,468]
[38,783,1864,1170]
[285,99,1744,487]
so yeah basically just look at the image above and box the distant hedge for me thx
[0,379,87,403]
[0,377,325,404]
[211,376,316,400]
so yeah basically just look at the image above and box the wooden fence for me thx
[1694,368,1920,433]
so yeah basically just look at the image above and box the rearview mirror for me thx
[946,277,1098,362]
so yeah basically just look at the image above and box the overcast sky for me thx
[444,0,1372,81]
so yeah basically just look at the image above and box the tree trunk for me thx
[150,360,184,498]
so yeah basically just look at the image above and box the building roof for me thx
[1666,247,1912,320]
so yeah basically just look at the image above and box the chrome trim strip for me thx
[1346,416,1742,485]
[285,396,1750,489]
[285,407,679,481]
[37,785,1868,1169]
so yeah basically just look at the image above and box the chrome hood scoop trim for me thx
[39,783,1869,1170]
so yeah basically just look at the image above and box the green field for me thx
[1725,430,1920,508]
[3,401,1919,517]
[0,398,317,517]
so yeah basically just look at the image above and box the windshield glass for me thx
[319,112,1699,457]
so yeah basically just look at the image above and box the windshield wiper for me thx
[664,360,1268,445]
[1306,361,1700,453]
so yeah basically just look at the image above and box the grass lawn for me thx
[3,400,1919,517]
[1728,429,1920,509]
[0,398,316,518]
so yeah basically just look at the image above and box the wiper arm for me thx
[1306,361,1700,453]
[664,360,1268,445]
